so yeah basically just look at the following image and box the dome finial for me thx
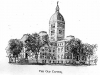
[56,1,59,12]
[57,1,59,5]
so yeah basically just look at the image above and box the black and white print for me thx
[6,1,98,66]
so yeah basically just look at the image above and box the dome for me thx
[49,2,65,23]
[39,31,47,36]
[49,12,65,23]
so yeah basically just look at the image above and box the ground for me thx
[0,58,100,75]
[0,55,99,75]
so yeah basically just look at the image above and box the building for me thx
[56,36,74,64]
[38,44,50,64]
[48,42,57,64]
[56,40,66,64]
[48,1,67,64]
[19,2,74,65]
[48,2,74,64]
[49,1,65,42]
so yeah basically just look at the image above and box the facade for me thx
[48,42,57,64]
[38,44,50,64]
[56,40,66,64]
[48,2,73,64]
[48,2,66,64]
[56,37,74,64]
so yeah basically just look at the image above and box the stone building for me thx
[48,42,57,64]
[38,44,50,64]
[57,40,66,64]
[48,2,66,64]
[19,2,74,65]
[56,36,74,64]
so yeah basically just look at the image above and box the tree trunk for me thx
[25,53,28,60]
[9,57,11,63]
[89,55,90,65]
[15,57,16,63]
[36,52,38,63]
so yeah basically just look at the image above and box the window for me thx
[62,25,65,28]
[61,61,63,64]
[51,56,53,59]
[45,53,46,55]
[49,60,51,63]
[58,55,60,59]
[45,60,46,63]
[58,61,59,63]
[58,48,60,52]
[51,31,54,33]
[42,60,44,63]
[61,47,63,52]
[60,43,61,46]
[54,57,56,60]
[43,53,44,55]
[42,55,44,58]
[67,56,69,59]
[51,30,55,33]
[59,30,62,34]
[58,43,59,46]
[53,50,55,52]
[49,50,51,52]
[51,24,55,28]
[76,55,79,61]
[51,37,55,41]
[82,56,86,61]
[47,56,50,59]
[40,55,42,58]
[42,49,44,51]
[61,43,63,46]
[61,54,63,59]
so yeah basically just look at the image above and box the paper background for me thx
[0,0,100,75]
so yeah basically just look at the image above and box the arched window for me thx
[58,55,60,59]
[58,48,60,52]
[61,54,63,59]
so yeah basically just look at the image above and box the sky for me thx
[0,0,100,75]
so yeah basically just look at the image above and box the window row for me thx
[58,54,64,59]
[57,42,64,46]
[57,47,64,52]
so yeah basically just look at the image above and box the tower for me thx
[49,2,65,42]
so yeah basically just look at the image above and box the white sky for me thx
[0,0,100,75]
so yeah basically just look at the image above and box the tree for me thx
[39,31,49,46]
[32,33,41,63]
[67,37,82,64]
[22,33,49,63]
[22,34,36,60]
[43,34,49,45]
[82,43,97,65]
[6,39,23,63]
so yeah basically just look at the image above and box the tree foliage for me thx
[81,43,97,57]
[6,39,23,62]
[67,38,82,61]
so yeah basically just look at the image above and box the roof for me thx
[49,12,65,23]
[49,2,65,24]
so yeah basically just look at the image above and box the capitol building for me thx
[38,2,75,64]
